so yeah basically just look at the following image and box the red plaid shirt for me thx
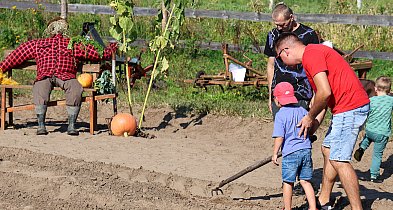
[0,34,117,81]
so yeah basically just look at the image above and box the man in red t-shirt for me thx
[275,32,369,210]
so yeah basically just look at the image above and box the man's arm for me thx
[298,71,331,137]
[267,57,275,113]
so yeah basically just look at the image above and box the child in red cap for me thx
[272,82,320,210]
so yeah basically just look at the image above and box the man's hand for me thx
[297,114,314,139]
[272,154,279,166]
[268,99,273,113]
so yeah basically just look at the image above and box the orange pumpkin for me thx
[77,73,93,88]
[110,113,137,137]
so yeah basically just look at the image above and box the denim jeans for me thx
[360,130,389,178]
[282,148,313,183]
[323,104,370,161]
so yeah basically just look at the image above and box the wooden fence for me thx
[1,1,393,26]
[1,1,393,60]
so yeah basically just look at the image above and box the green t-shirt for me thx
[365,95,393,137]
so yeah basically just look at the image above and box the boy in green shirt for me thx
[354,76,393,183]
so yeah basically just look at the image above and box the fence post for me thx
[61,0,68,19]
[357,0,362,9]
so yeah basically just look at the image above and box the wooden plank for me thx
[112,38,393,61]
[81,64,101,73]
[1,87,6,130]
[350,61,373,70]
[0,85,97,92]
[1,1,393,27]
[94,94,116,100]
[4,94,115,113]
[193,79,268,86]
[89,92,97,134]
[6,97,89,112]
[0,85,34,89]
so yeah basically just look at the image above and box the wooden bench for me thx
[0,52,117,135]
[350,60,373,79]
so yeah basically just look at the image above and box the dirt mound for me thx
[0,147,282,209]
[0,103,392,209]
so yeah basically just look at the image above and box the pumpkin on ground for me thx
[77,73,93,88]
[111,113,137,137]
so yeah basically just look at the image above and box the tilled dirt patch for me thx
[0,147,294,209]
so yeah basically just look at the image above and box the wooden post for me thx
[161,0,167,32]
[60,0,68,20]
[1,87,6,130]
[357,0,362,10]
[223,44,230,79]
[269,0,274,10]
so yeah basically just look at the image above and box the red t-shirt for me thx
[302,44,369,114]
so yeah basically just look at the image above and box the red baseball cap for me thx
[273,82,298,105]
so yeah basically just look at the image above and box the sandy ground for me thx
[0,99,392,209]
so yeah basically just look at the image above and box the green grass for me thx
[1,0,393,119]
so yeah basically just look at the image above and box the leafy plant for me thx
[93,70,115,95]
[109,0,137,114]
[0,28,16,49]
[67,35,104,57]
[138,0,186,128]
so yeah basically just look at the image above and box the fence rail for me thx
[1,1,393,27]
[1,1,393,60]
[124,38,393,61]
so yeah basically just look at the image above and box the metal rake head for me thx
[211,187,223,196]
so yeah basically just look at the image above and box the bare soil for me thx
[0,99,392,209]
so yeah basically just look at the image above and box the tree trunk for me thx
[60,0,68,20]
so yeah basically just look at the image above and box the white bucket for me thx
[229,63,246,82]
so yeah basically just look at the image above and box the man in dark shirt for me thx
[264,2,320,120]
[0,17,117,136]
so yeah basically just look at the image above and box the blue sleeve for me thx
[272,113,285,138]
[264,31,275,57]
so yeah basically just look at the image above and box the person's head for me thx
[375,76,391,95]
[272,2,296,32]
[44,17,69,37]
[275,32,305,66]
[273,82,298,107]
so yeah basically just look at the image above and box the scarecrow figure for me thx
[0,17,117,136]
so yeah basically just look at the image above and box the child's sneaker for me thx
[354,148,364,161]
[370,176,383,183]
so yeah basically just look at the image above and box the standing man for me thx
[264,2,320,120]
[275,32,370,210]
[0,17,117,136]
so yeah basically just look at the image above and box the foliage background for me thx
[0,0,392,118]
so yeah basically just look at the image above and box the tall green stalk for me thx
[138,5,176,128]
[123,32,133,114]
[109,0,136,115]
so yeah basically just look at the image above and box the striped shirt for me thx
[0,34,116,81]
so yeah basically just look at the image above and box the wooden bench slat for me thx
[0,85,98,92]
[4,94,115,112]
[6,97,90,112]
